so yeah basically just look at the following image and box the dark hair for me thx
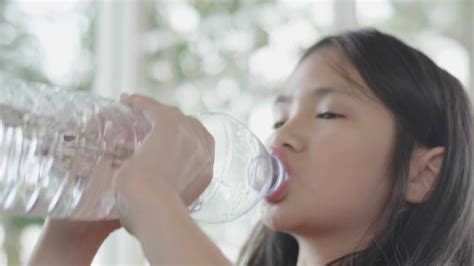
[238,28,473,265]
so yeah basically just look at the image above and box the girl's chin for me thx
[260,202,294,232]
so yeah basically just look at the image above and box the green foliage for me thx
[0,0,96,90]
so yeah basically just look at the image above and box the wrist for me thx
[43,219,112,245]
[119,189,231,266]
[114,179,186,236]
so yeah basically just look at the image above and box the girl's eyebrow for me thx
[274,94,292,104]
[274,85,356,105]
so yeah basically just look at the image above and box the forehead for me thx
[279,47,374,102]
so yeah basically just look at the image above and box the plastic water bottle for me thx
[0,75,287,223]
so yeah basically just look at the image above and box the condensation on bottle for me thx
[0,75,286,223]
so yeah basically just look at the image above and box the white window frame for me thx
[92,0,149,265]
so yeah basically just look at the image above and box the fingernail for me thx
[119,92,129,100]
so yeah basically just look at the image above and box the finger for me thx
[192,118,214,152]
[188,117,207,149]
[118,92,129,101]
[188,117,215,165]
[119,93,161,111]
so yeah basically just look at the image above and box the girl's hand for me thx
[29,94,217,265]
[113,94,214,234]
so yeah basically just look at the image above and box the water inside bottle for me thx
[0,104,135,219]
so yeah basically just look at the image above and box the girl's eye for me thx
[316,112,344,119]
[272,121,285,130]
[273,112,343,129]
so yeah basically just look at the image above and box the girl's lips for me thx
[264,149,292,204]
[264,175,290,203]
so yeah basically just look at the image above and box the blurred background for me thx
[0,0,472,265]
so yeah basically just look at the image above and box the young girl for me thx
[29,29,473,265]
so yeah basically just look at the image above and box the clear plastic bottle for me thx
[0,75,287,223]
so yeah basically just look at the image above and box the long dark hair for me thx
[238,29,473,265]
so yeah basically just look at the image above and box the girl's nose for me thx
[268,118,305,153]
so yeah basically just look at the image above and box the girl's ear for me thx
[405,146,445,204]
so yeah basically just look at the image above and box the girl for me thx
[29,29,473,265]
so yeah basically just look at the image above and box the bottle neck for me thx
[266,155,288,195]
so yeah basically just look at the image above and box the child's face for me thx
[262,47,397,243]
